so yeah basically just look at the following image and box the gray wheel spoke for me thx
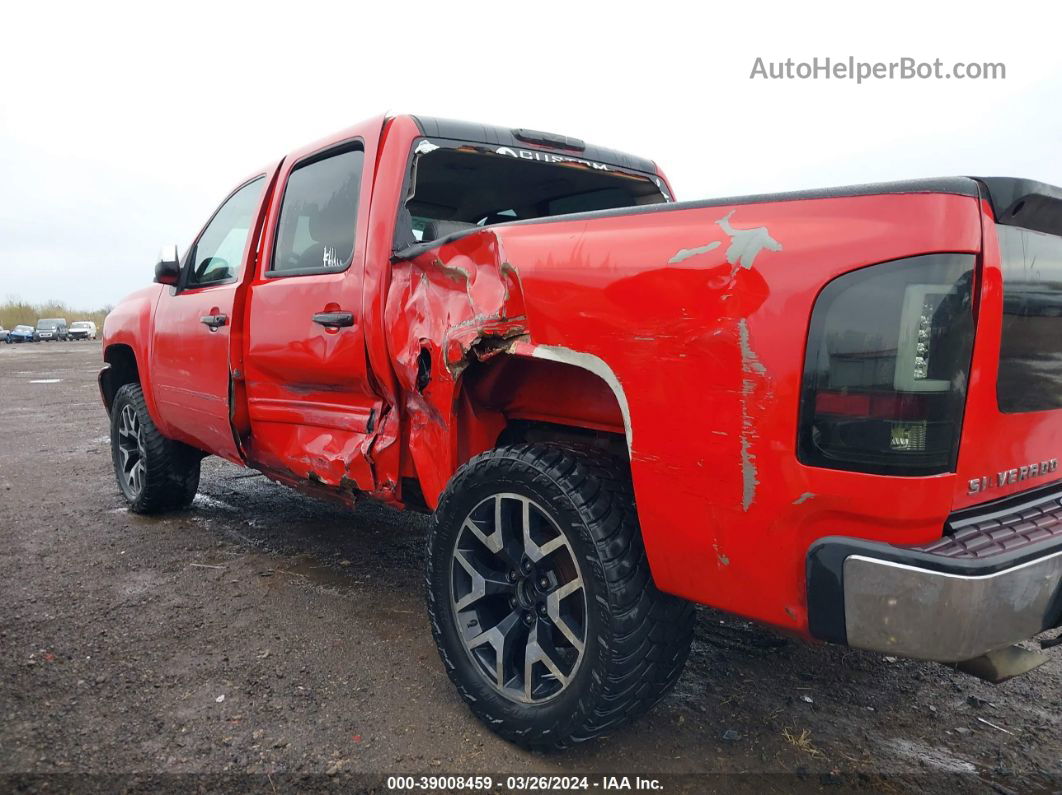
[524,618,572,702]
[465,609,522,689]
[453,549,514,612]
[520,496,568,563]
[547,577,586,654]
[131,460,144,493]
[462,515,503,555]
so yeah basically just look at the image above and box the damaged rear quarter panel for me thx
[484,192,981,633]
[385,229,527,504]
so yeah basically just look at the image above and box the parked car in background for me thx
[36,318,68,341]
[0,326,7,343]
[68,321,98,340]
[6,324,38,343]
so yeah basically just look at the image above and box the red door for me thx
[242,118,386,491]
[151,168,278,463]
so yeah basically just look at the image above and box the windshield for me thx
[400,140,667,246]
[71,322,91,329]
[37,320,59,329]
[15,325,32,332]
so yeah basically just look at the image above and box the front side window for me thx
[271,147,364,275]
[186,177,266,287]
[997,226,1062,412]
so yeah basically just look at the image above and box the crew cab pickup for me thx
[100,114,1062,748]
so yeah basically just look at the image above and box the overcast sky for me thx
[1,0,1060,309]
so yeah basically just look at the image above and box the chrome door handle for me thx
[200,313,228,330]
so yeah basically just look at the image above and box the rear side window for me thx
[997,226,1062,412]
[271,147,364,275]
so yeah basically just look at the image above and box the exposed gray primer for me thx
[668,241,721,264]
[713,541,730,567]
[793,492,816,505]
[717,210,782,269]
[738,319,763,512]
[531,345,632,453]
[739,403,759,512]
[737,319,767,376]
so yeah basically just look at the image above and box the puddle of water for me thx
[267,555,359,591]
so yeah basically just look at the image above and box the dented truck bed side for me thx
[104,114,1062,646]
[388,179,985,632]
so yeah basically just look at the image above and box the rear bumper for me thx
[807,483,1062,663]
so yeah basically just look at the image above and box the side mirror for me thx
[154,244,181,285]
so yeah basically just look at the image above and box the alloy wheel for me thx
[116,404,146,498]
[449,493,587,704]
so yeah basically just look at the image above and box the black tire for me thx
[427,444,694,749]
[110,383,201,514]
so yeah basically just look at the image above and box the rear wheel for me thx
[110,383,201,513]
[427,444,694,749]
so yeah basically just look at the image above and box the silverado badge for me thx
[967,458,1058,495]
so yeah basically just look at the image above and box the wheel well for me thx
[100,344,139,414]
[455,353,629,466]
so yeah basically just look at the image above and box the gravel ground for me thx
[1,342,1060,793]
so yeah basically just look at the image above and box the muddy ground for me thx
[0,341,1059,793]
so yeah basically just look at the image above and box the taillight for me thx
[798,253,976,475]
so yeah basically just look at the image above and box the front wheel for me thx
[427,444,694,749]
[110,383,201,513]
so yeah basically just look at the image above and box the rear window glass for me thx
[997,226,1062,412]
[401,143,666,247]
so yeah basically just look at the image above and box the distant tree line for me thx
[1,297,111,331]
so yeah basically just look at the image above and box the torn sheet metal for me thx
[385,229,527,504]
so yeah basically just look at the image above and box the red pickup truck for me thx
[101,114,1062,748]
